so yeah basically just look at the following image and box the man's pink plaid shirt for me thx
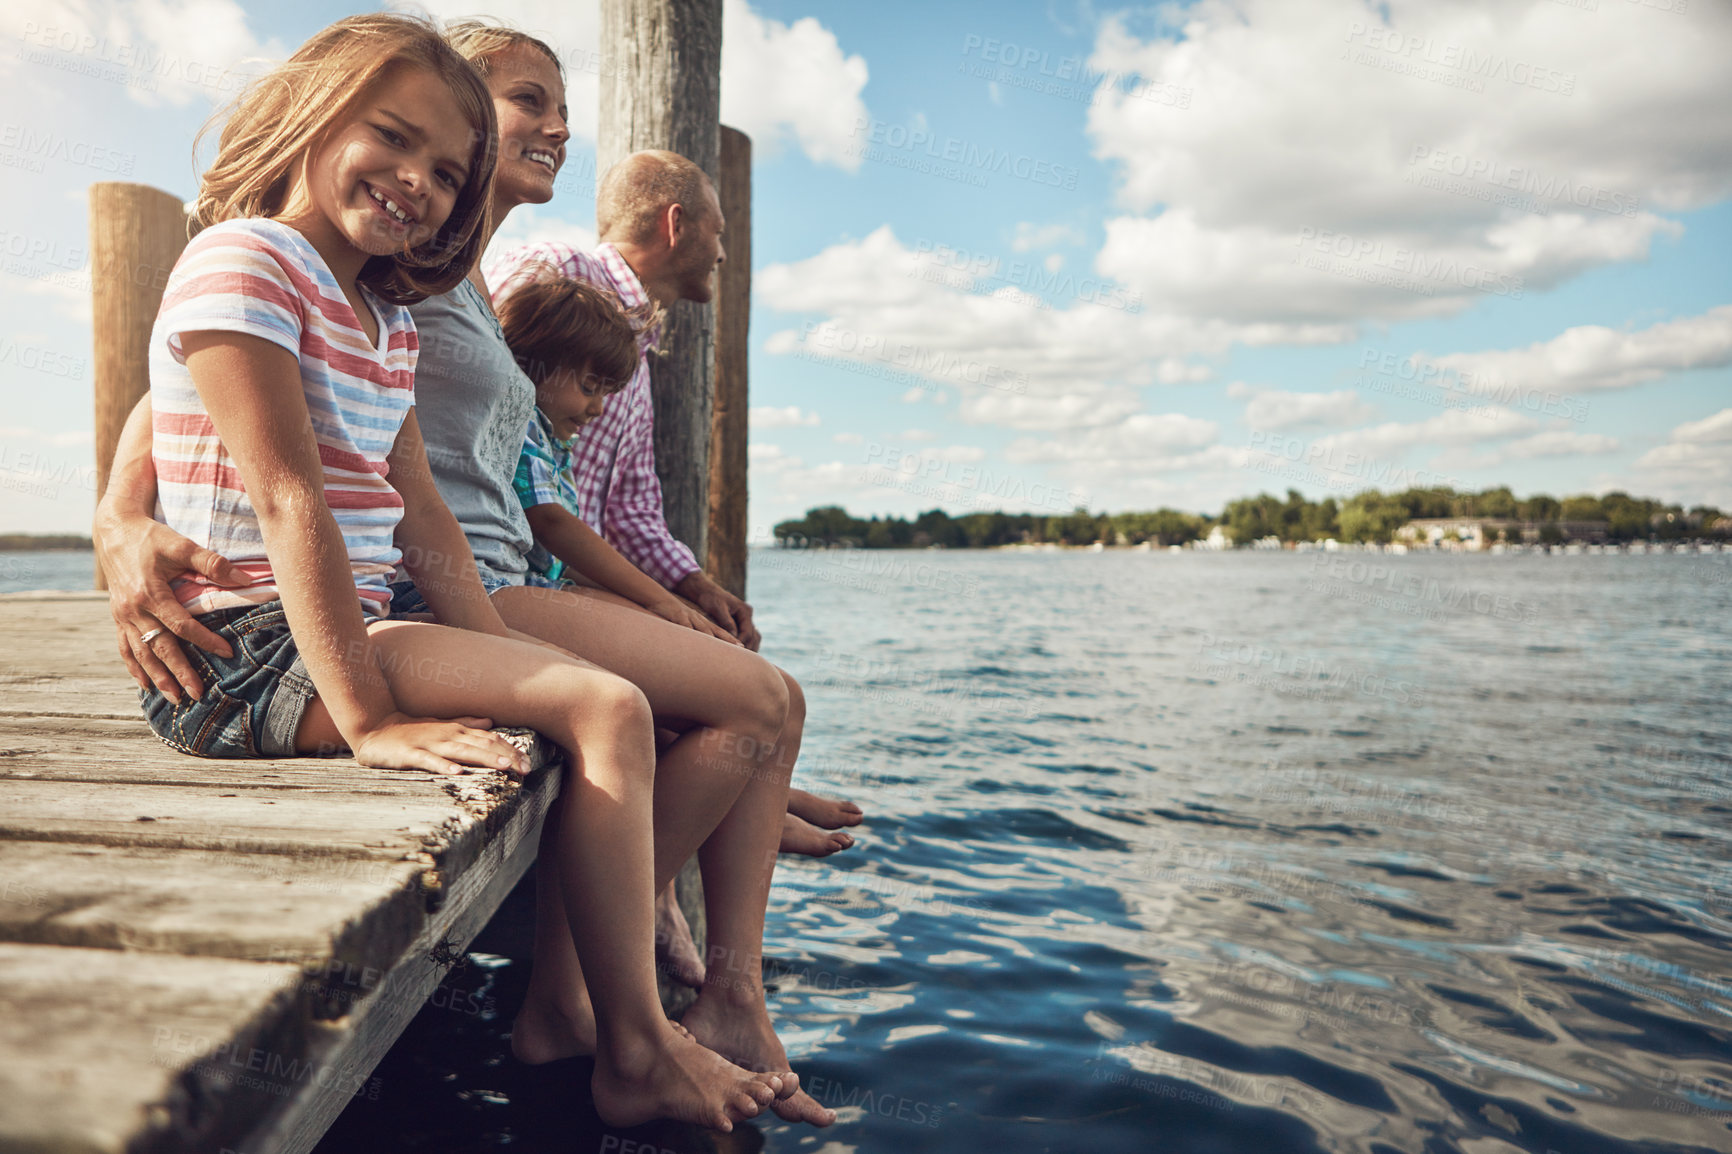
[484,241,700,590]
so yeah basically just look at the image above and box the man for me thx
[485,150,862,852]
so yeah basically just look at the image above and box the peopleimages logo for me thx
[1341,21,1578,95]
[849,117,1080,191]
[1406,145,1642,218]
[1294,227,1525,299]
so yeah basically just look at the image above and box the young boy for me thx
[500,276,737,641]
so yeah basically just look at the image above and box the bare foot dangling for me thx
[590,1021,781,1132]
[779,812,856,857]
[788,787,864,829]
[682,990,837,1127]
[510,985,598,1064]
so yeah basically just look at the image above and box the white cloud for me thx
[1421,305,1732,395]
[0,426,94,447]
[1227,383,1378,431]
[1626,407,1732,508]
[833,431,863,444]
[749,405,821,429]
[483,206,597,267]
[1006,412,1221,465]
[719,0,868,171]
[395,0,603,138]
[1672,408,1732,445]
[398,0,868,169]
[1085,0,1730,324]
[748,441,790,463]
[1442,429,1621,471]
[1498,431,1620,460]
[2,0,285,110]
[1309,407,1538,460]
[899,428,935,442]
[1012,222,1084,252]
[759,225,1341,432]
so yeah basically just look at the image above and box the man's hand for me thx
[674,570,760,651]
[95,509,249,702]
[649,595,743,646]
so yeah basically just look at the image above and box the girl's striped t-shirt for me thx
[149,217,417,615]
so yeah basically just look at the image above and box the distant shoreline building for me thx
[1396,517,1610,550]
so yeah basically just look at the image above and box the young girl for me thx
[497,274,738,642]
[138,14,781,1131]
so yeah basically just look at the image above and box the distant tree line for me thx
[773,487,1729,548]
[0,534,92,552]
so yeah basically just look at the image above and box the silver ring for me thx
[138,627,165,645]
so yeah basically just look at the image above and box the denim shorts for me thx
[387,570,517,617]
[139,600,316,758]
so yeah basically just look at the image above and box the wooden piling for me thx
[599,0,726,1015]
[88,183,190,589]
[707,126,751,599]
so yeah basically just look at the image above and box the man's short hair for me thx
[596,150,713,245]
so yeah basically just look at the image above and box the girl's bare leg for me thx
[491,586,836,1126]
[293,621,778,1131]
[562,585,862,857]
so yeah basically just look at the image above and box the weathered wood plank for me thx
[0,595,571,1153]
[0,593,168,718]
[0,943,304,1154]
[0,714,468,795]
[237,750,556,1154]
[0,840,424,967]
[0,777,467,856]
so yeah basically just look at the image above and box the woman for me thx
[95,19,837,1128]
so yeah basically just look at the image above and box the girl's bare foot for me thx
[511,985,597,1064]
[682,988,837,1127]
[779,812,855,857]
[590,1020,781,1132]
[788,788,863,829]
[655,881,707,988]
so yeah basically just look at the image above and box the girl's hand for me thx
[647,596,743,646]
[350,713,531,777]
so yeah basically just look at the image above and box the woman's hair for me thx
[193,14,497,305]
[496,273,643,394]
[444,19,564,79]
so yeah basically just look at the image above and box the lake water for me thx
[48,546,1721,1154]
[0,549,96,593]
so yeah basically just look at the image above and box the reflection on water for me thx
[319,549,1732,1153]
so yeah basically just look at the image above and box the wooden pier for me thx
[0,591,562,1154]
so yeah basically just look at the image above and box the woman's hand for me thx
[96,508,250,701]
[647,595,743,645]
[349,713,531,777]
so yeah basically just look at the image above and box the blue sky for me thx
[2,0,1728,538]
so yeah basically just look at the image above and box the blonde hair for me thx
[596,150,713,245]
[444,20,563,79]
[193,14,497,305]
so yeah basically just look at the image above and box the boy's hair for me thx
[444,20,564,80]
[496,274,643,394]
[193,14,497,306]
